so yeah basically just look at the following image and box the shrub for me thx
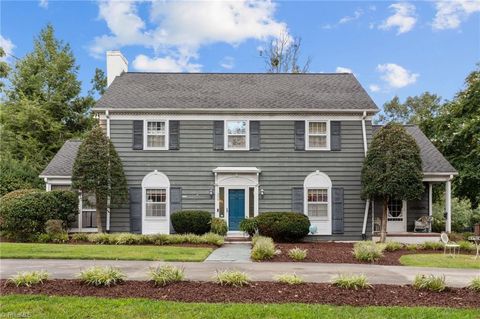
[112,233,144,245]
[45,219,64,234]
[8,271,49,287]
[251,236,275,261]
[288,247,308,261]
[200,232,224,246]
[275,273,304,285]
[149,265,184,286]
[71,233,89,242]
[210,218,227,236]
[0,158,44,197]
[239,218,258,237]
[79,266,126,286]
[353,241,385,262]
[87,233,113,245]
[171,210,212,235]
[432,197,480,233]
[384,241,403,252]
[0,189,78,241]
[458,240,475,252]
[405,244,419,251]
[422,241,444,251]
[215,270,249,287]
[255,212,310,242]
[36,232,68,243]
[468,277,480,292]
[413,274,446,292]
[332,274,372,290]
[83,232,224,246]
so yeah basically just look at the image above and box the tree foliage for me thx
[0,157,44,197]
[260,32,311,73]
[361,123,424,242]
[72,126,127,232]
[0,47,9,91]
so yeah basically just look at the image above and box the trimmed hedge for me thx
[255,212,310,242]
[0,189,78,241]
[170,210,212,235]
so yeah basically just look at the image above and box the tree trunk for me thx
[96,205,104,233]
[380,197,389,243]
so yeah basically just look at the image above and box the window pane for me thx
[308,203,328,218]
[309,136,327,148]
[388,200,403,218]
[309,122,326,134]
[249,187,255,218]
[146,203,166,217]
[147,122,165,134]
[227,121,246,135]
[219,187,225,217]
[82,193,96,209]
[228,136,246,148]
[146,189,166,203]
[147,135,165,148]
[308,189,327,203]
[51,184,70,190]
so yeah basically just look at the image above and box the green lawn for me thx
[400,253,480,269]
[0,243,212,262]
[1,295,477,319]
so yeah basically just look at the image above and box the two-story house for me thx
[40,51,457,241]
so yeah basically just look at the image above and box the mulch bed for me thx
[270,242,450,265]
[1,279,478,308]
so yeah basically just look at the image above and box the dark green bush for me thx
[0,189,78,241]
[240,218,258,237]
[171,210,212,235]
[255,212,310,242]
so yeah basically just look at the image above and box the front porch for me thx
[372,232,442,244]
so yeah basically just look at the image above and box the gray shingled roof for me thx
[372,125,457,174]
[40,140,81,177]
[95,73,378,112]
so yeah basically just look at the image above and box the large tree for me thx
[72,126,127,232]
[0,47,9,91]
[260,32,311,73]
[362,123,424,242]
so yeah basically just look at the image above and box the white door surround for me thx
[142,170,170,234]
[387,199,407,233]
[304,170,332,235]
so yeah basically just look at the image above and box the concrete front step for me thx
[225,237,251,243]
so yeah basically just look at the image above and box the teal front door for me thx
[228,189,245,231]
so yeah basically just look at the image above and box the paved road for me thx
[1,259,478,287]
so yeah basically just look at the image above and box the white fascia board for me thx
[213,167,261,174]
[93,108,379,114]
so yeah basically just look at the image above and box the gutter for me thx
[361,111,370,240]
[106,109,111,232]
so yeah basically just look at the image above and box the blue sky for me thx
[1,0,479,109]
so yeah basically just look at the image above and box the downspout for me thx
[361,111,370,240]
[106,110,111,232]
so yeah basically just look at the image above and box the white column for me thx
[428,183,433,232]
[445,179,452,233]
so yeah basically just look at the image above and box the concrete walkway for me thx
[1,259,478,287]
[204,243,251,262]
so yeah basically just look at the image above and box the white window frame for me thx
[224,120,249,151]
[306,188,329,221]
[305,120,330,151]
[304,170,332,235]
[144,120,169,150]
[145,188,168,218]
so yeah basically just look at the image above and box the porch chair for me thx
[414,216,433,232]
[440,232,460,256]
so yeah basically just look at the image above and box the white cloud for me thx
[339,9,363,24]
[379,2,417,34]
[335,66,353,73]
[39,0,48,8]
[132,54,201,73]
[0,35,15,62]
[432,0,480,30]
[220,56,235,70]
[369,84,381,92]
[91,0,287,72]
[376,63,419,88]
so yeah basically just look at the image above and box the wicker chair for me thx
[414,216,432,232]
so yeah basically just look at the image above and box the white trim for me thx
[40,175,71,179]
[213,167,261,174]
[428,183,433,232]
[386,199,407,233]
[303,171,332,235]
[94,107,379,114]
[224,120,249,151]
[305,120,330,151]
[361,111,368,156]
[106,110,110,138]
[445,179,452,233]
[142,170,170,234]
[143,120,169,151]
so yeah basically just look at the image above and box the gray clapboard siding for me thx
[109,119,373,240]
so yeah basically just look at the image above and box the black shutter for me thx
[332,187,344,234]
[213,121,224,150]
[132,120,143,150]
[170,187,182,214]
[294,121,305,151]
[291,187,304,213]
[129,187,142,234]
[250,121,260,151]
[169,120,180,150]
[331,121,341,151]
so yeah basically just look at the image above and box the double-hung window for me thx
[145,189,167,217]
[145,121,168,150]
[307,189,329,219]
[306,121,329,150]
[225,120,248,150]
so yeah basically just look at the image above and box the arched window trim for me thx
[142,170,170,220]
[304,170,332,221]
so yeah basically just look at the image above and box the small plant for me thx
[71,233,89,242]
[87,233,113,245]
[79,266,126,286]
[8,271,49,287]
[239,218,258,237]
[36,232,69,243]
[210,218,228,236]
[214,270,250,287]
[332,274,372,290]
[113,233,142,245]
[288,247,308,261]
[353,241,385,262]
[422,241,444,251]
[384,241,403,252]
[405,244,419,251]
[468,276,480,292]
[200,232,225,246]
[251,236,275,261]
[413,274,446,292]
[149,265,184,286]
[458,241,475,252]
[275,273,304,285]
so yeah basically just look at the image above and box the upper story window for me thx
[306,121,329,150]
[225,120,249,150]
[145,121,168,150]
